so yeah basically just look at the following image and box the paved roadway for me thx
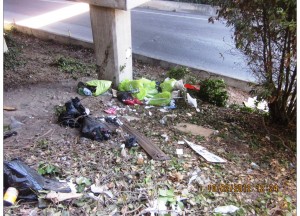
[4,0,254,81]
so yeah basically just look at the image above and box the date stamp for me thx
[207,183,279,193]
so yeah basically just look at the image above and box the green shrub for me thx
[198,78,228,107]
[167,66,189,80]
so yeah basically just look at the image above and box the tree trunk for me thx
[268,100,289,125]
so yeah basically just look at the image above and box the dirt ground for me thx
[3,31,296,215]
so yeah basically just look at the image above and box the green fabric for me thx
[86,80,112,96]
[148,92,172,106]
[160,78,177,92]
[118,78,157,100]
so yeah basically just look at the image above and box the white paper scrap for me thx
[214,205,239,214]
[176,149,183,155]
[184,139,226,163]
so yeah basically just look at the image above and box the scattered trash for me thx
[250,162,260,170]
[161,134,169,142]
[176,149,183,155]
[184,139,226,163]
[121,115,140,122]
[10,116,24,130]
[4,106,17,111]
[184,83,200,91]
[140,189,184,215]
[171,90,181,99]
[159,108,169,113]
[77,81,96,96]
[160,78,177,92]
[123,98,143,106]
[105,116,123,127]
[174,79,185,90]
[147,92,172,106]
[4,131,18,139]
[214,205,239,214]
[118,78,158,100]
[104,107,117,115]
[159,116,168,125]
[145,106,155,109]
[45,191,82,204]
[81,116,111,141]
[4,158,71,201]
[214,130,219,135]
[187,93,199,112]
[117,91,143,105]
[149,111,152,116]
[120,144,127,158]
[137,154,144,165]
[163,99,176,109]
[174,123,214,138]
[177,141,185,145]
[4,187,19,206]
[247,169,253,174]
[121,118,170,161]
[124,136,138,148]
[58,97,87,128]
[188,170,198,185]
[243,96,268,112]
[84,80,112,96]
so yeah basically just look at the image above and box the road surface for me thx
[4,0,254,81]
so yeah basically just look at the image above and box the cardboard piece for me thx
[184,139,226,163]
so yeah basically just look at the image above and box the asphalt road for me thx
[4,0,254,81]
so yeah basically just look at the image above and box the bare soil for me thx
[3,31,296,215]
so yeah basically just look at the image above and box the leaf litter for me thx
[3,30,296,215]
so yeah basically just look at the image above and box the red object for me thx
[123,98,143,105]
[104,108,117,114]
[184,84,200,91]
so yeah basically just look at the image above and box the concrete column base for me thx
[90,5,133,86]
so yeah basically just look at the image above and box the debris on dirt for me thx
[58,97,87,128]
[45,191,82,204]
[4,187,19,206]
[121,118,170,160]
[186,93,199,111]
[4,131,18,139]
[4,158,71,201]
[9,116,24,130]
[214,205,239,214]
[4,106,17,111]
[81,116,112,141]
[77,80,112,96]
[104,107,117,115]
[184,139,226,163]
[124,136,138,148]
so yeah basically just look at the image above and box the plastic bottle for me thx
[4,187,18,206]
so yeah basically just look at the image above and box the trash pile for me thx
[76,78,201,111]
[58,97,113,141]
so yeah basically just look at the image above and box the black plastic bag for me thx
[4,158,71,201]
[81,116,111,141]
[58,97,87,128]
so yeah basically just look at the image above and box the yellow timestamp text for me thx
[207,183,279,193]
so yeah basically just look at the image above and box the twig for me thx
[123,204,144,215]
